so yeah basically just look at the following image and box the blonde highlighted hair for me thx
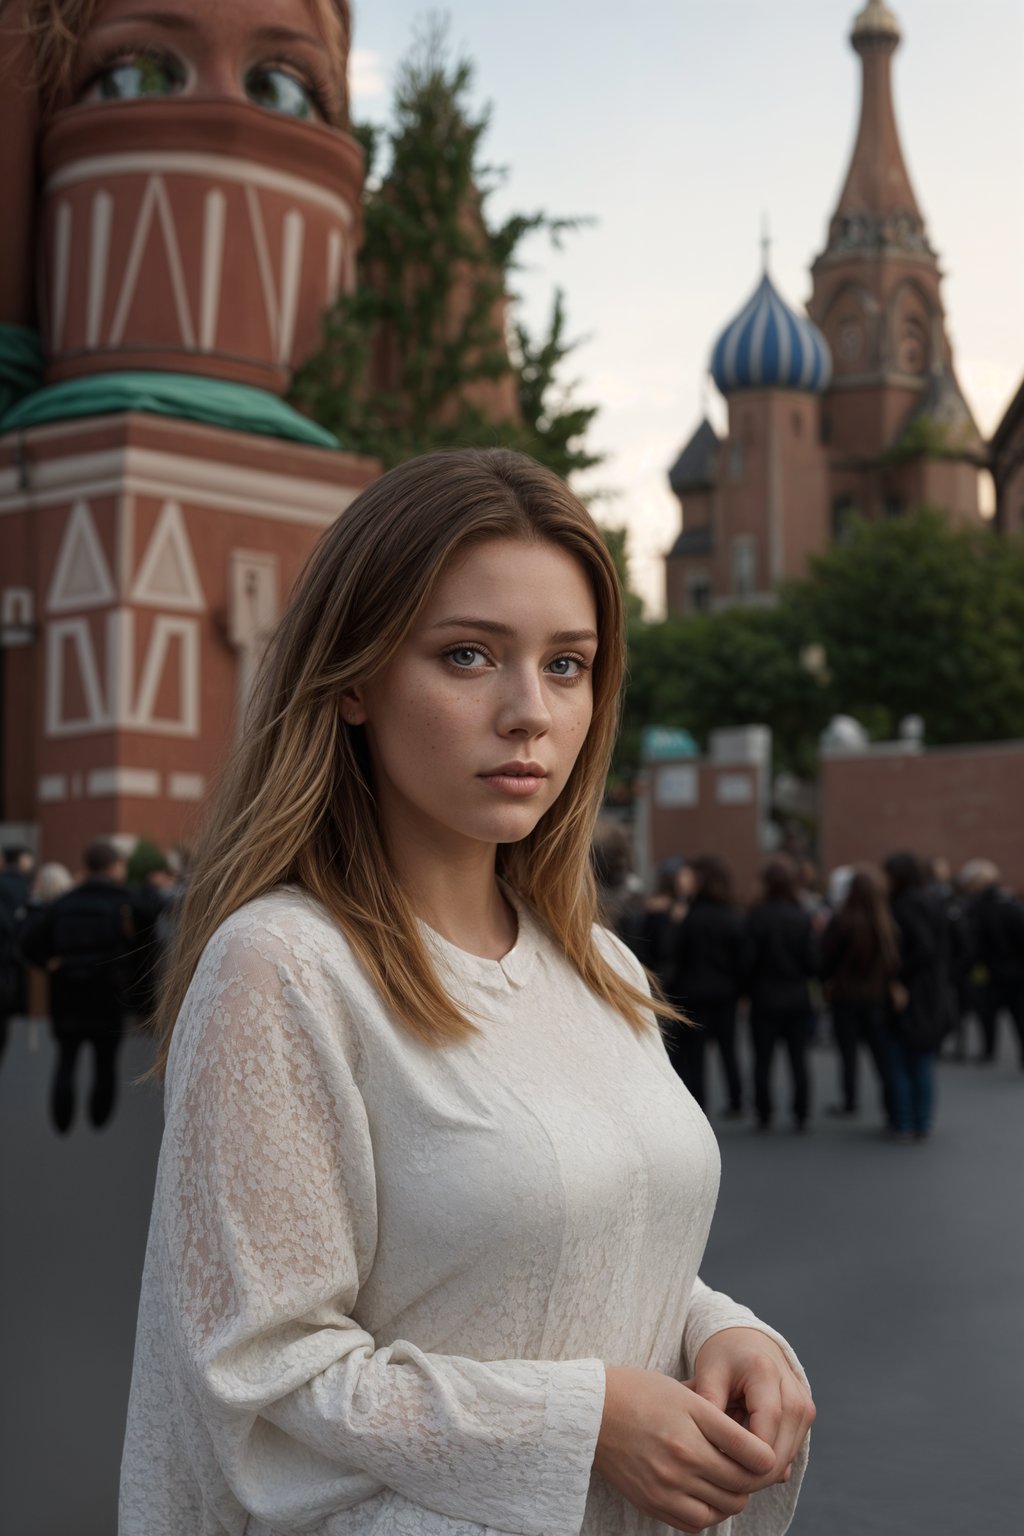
[151,447,669,1078]
[5,0,352,121]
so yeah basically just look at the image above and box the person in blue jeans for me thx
[883,851,949,1141]
[820,866,898,1127]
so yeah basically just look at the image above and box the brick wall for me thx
[820,740,1024,892]
[638,728,771,903]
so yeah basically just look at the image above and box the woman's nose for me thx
[191,61,247,102]
[497,669,551,738]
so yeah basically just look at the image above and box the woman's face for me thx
[347,537,599,862]
[71,0,338,122]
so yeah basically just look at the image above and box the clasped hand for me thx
[593,1327,815,1534]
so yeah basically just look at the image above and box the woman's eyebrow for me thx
[88,14,322,49]
[90,10,197,34]
[430,618,598,644]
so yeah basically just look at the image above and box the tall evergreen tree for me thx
[291,19,599,479]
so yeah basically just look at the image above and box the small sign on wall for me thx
[655,764,699,808]
[716,772,754,805]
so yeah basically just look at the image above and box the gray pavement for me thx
[1,1014,1021,1536]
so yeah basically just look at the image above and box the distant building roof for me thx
[668,525,713,558]
[896,365,985,460]
[991,374,1024,457]
[668,418,719,494]
[711,270,832,396]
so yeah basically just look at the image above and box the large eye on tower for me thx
[82,49,187,102]
[244,64,321,120]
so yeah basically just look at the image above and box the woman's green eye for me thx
[91,51,186,101]
[245,65,317,120]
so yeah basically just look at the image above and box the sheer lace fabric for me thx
[120,887,807,1535]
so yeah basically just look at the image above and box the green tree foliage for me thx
[617,511,1024,787]
[290,19,599,479]
[792,510,1024,746]
[600,524,645,625]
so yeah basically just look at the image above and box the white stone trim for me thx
[87,190,114,347]
[106,607,134,726]
[51,201,72,352]
[109,175,196,349]
[132,615,200,735]
[246,185,306,364]
[200,190,227,351]
[86,768,161,798]
[45,151,356,228]
[46,499,117,613]
[0,446,358,525]
[38,775,68,802]
[130,500,204,610]
[167,773,206,801]
[0,587,34,634]
[46,617,109,735]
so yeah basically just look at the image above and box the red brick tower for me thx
[0,4,378,868]
[808,0,984,528]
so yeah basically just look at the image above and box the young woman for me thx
[883,851,949,1141]
[120,450,814,1536]
[820,866,898,1126]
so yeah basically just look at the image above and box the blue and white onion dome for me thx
[710,270,832,394]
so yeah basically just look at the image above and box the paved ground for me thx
[1,1013,1021,1535]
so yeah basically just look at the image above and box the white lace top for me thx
[119,886,808,1536]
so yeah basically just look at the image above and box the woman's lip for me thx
[478,773,546,797]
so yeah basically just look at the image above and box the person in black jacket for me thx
[961,860,1024,1067]
[883,851,949,1141]
[821,865,898,1125]
[742,857,820,1132]
[21,840,137,1133]
[672,855,744,1115]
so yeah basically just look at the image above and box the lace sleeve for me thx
[681,1277,811,1535]
[156,910,606,1535]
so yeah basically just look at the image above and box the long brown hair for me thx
[151,448,666,1078]
[836,866,900,975]
[5,0,352,121]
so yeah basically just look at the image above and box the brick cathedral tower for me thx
[665,0,985,616]
[808,0,983,528]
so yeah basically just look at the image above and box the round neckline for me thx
[418,883,540,992]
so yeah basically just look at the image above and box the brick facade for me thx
[820,740,1024,893]
[666,3,985,619]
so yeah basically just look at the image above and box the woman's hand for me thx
[689,1327,815,1487]
[593,1365,783,1533]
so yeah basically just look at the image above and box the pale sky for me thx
[349,0,1024,614]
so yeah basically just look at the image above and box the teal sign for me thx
[642,725,699,762]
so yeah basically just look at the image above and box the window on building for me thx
[821,413,832,445]
[831,497,857,544]
[687,572,712,614]
[731,535,757,598]
[728,442,745,480]
[883,494,905,519]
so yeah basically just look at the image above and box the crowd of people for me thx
[0,841,185,1132]
[595,829,1024,1142]
[3,825,1022,1147]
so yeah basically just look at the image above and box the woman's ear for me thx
[339,687,367,726]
